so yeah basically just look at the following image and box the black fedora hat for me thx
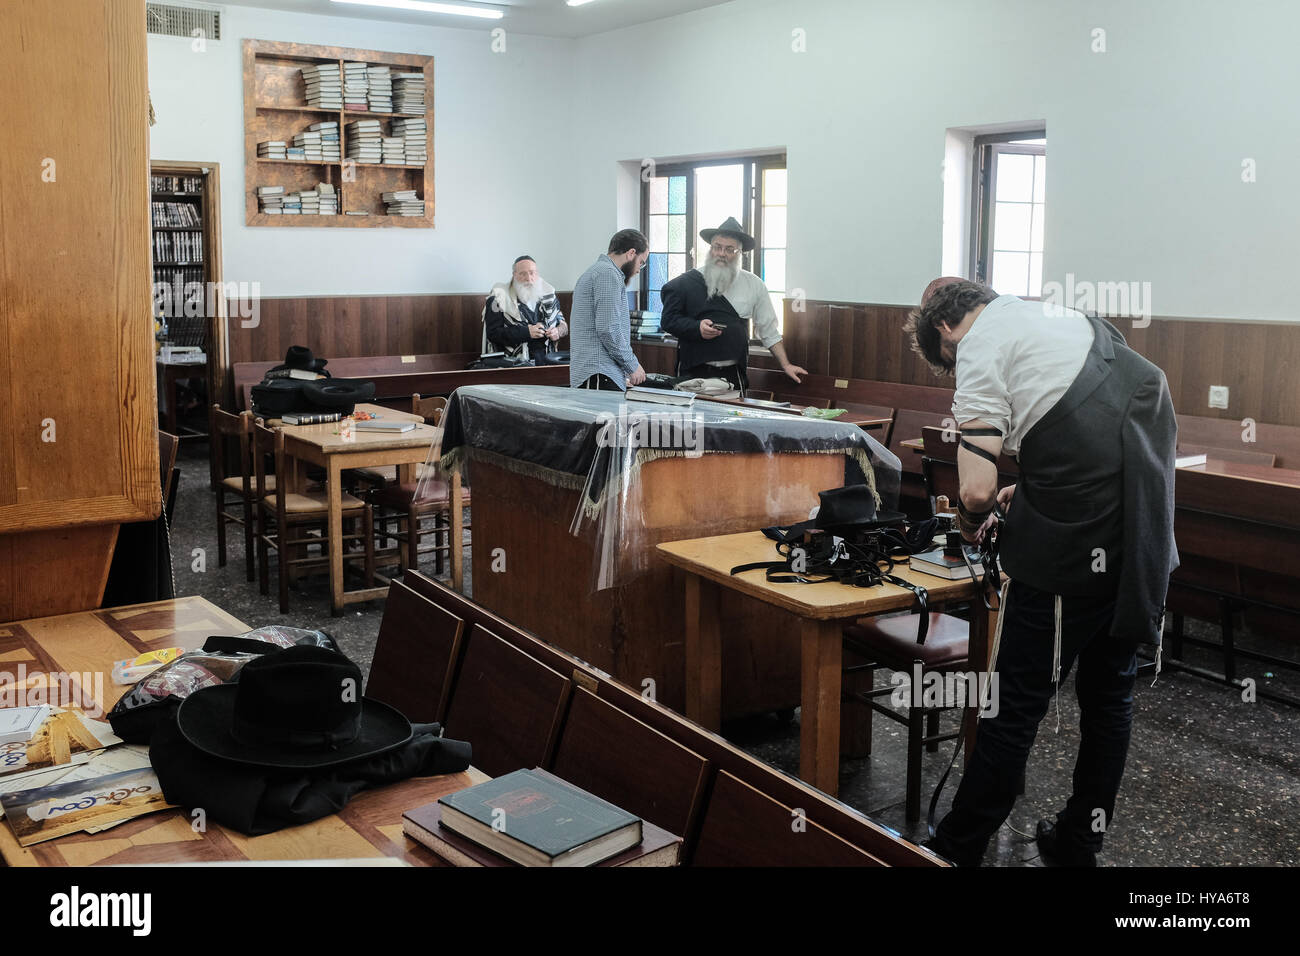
[271,345,329,374]
[700,216,756,253]
[788,485,906,537]
[176,645,412,768]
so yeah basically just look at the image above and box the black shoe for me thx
[1035,819,1097,867]
[920,835,980,867]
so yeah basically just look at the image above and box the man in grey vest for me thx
[906,280,1178,866]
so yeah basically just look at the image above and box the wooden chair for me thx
[548,686,709,840]
[252,421,374,613]
[209,405,264,580]
[442,624,570,779]
[692,771,882,866]
[371,393,471,577]
[365,579,465,723]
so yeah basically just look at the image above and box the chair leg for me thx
[433,511,445,577]
[1220,597,1236,683]
[215,491,228,568]
[906,699,925,823]
[258,515,270,596]
[364,508,375,587]
[1169,612,1185,660]
[926,709,941,753]
[278,524,290,614]
[242,495,256,582]
[405,504,420,573]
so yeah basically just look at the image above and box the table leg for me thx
[964,604,997,762]
[328,458,344,617]
[450,469,464,592]
[799,618,843,798]
[684,574,722,732]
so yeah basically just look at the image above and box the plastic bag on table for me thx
[108,626,338,743]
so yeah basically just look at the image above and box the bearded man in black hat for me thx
[660,217,807,392]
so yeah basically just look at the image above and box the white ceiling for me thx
[216,0,736,38]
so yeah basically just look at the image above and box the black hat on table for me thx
[700,216,756,253]
[787,484,906,537]
[176,645,412,769]
[270,345,329,374]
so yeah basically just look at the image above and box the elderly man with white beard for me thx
[659,217,807,393]
[482,255,568,360]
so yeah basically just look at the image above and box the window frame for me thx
[969,130,1046,288]
[638,152,787,338]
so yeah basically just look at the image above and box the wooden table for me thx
[0,596,486,866]
[276,404,462,613]
[657,531,995,798]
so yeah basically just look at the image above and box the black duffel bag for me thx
[251,377,376,417]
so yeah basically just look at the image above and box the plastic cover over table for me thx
[418,384,902,590]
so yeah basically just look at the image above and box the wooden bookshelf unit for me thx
[243,39,433,228]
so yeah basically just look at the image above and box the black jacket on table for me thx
[659,270,752,375]
[998,316,1179,647]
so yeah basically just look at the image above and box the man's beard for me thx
[513,279,542,308]
[700,254,741,298]
[621,258,638,283]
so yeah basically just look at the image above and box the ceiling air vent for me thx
[146,3,222,41]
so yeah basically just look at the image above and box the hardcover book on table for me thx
[415,768,647,867]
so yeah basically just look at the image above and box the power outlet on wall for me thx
[1208,385,1230,409]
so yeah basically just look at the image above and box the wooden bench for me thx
[365,579,465,723]
[1176,414,1300,469]
[400,570,943,866]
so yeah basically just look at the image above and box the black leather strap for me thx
[959,438,999,465]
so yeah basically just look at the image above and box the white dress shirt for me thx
[703,269,782,366]
[951,295,1093,455]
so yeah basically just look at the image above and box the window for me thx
[971,132,1045,297]
[640,153,787,337]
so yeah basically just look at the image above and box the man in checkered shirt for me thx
[568,229,649,390]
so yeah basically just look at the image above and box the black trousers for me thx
[933,579,1139,866]
[576,373,623,391]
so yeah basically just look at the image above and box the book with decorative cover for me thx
[428,768,643,867]
[625,385,695,407]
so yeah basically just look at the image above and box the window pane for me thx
[648,290,662,312]
[763,249,786,292]
[668,253,687,280]
[763,168,787,205]
[694,163,745,261]
[991,251,1029,297]
[668,215,686,252]
[763,206,787,248]
[649,177,668,214]
[668,176,686,215]
[995,153,1034,203]
[1029,252,1043,298]
[993,202,1032,251]
[1031,203,1045,253]
[769,292,784,326]
[1033,155,1046,204]
[649,215,667,251]
[648,253,667,291]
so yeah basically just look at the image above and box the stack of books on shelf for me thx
[391,117,427,164]
[381,136,404,164]
[286,145,307,160]
[152,173,202,193]
[299,189,321,215]
[292,129,323,162]
[281,191,302,214]
[318,182,338,214]
[393,73,426,114]
[302,63,343,109]
[311,121,341,161]
[345,119,383,163]
[256,185,285,214]
[151,201,202,227]
[367,65,393,112]
[383,190,425,216]
[153,230,203,261]
[344,61,369,111]
[257,140,288,160]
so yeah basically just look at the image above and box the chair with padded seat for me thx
[369,393,471,577]
[252,421,374,613]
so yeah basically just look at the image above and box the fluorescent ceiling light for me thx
[330,0,504,19]
[567,0,599,6]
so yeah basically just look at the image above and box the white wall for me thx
[152,0,1300,321]
[148,4,579,296]
[570,0,1300,322]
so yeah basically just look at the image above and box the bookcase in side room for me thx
[243,38,433,228]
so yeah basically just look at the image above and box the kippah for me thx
[513,255,535,265]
